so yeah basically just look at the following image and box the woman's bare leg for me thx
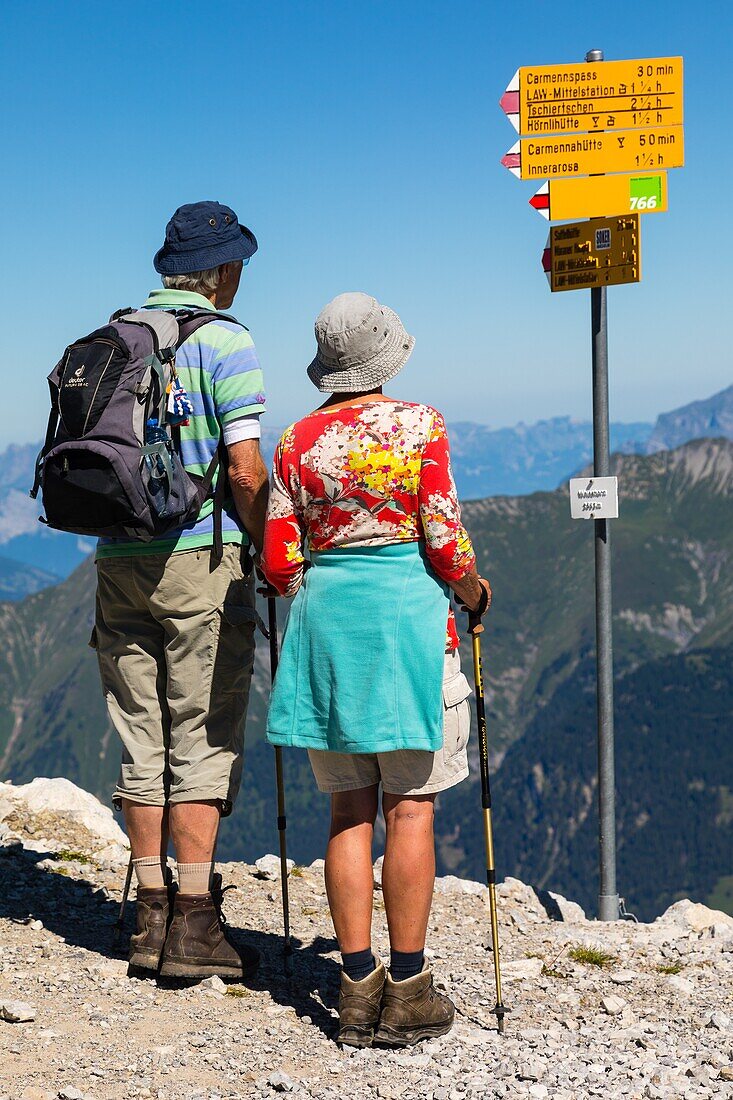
[381,793,436,952]
[325,785,379,953]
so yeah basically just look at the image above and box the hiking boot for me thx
[336,960,385,1048]
[375,963,455,1047]
[159,877,259,981]
[129,886,172,972]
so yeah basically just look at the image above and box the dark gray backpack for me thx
[30,307,237,556]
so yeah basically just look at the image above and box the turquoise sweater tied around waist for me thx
[265,542,450,754]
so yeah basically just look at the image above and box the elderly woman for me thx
[261,293,491,1048]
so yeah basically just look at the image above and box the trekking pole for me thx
[266,594,293,973]
[112,855,134,952]
[467,598,508,1034]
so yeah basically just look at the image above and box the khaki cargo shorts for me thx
[92,544,257,815]
[308,648,472,796]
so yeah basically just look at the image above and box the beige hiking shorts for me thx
[93,545,257,815]
[308,648,472,796]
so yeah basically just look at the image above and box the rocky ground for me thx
[1,779,732,1100]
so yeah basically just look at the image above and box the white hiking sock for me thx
[132,856,166,889]
[177,862,214,894]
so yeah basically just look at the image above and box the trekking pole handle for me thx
[464,579,491,635]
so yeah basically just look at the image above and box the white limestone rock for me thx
[496,877,546,919]
[1,1000,37,1022]
[199,975,226,996]
[0,777,128,851]
[254,854,294,880]
[93,842,130,867]
[610,969,637,985]
[601,995,626,1016]
[433,874,485,897]
[706,1011,731,1032]
[656,899,733,935]
[542,890,587,923]
[502,957,544,980]
[268,1071,296,1092]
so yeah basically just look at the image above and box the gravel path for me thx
[1,781,732,1099]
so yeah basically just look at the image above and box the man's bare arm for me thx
[226,438,269,554]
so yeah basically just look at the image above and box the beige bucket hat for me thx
[307,292,415,393]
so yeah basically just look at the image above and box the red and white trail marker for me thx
[530,183,551,219]
[499,70,520,133]
[501,141,522,178]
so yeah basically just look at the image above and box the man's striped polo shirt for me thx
[96,288,266,559]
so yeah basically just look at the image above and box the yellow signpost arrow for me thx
[502,126,684,180]
[500,56,683,136]
[529,172,668,221]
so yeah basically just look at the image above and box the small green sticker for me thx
[629,175,663,211]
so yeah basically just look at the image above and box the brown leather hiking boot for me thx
[129,886,172,972]
[159,876,259,980]
[375,963,455,1047]
[336,960,385,1048]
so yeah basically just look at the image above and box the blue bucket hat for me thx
[153,201,258,275]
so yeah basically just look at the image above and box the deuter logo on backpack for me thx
[30,306,238,556]
[65,363,88,388]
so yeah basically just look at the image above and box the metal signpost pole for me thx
[586,47,619,922]
[501,47,684,923]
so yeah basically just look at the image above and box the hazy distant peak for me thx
[646,385,733,454]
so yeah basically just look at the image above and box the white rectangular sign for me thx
[569,476,619,520]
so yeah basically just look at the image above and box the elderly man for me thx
[93,202,268,978]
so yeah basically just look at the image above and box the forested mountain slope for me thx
[0,438,730,917]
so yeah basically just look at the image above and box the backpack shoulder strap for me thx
[211,437,229,564]
[169,426,227,564]
[30,384,60,499]
[174,309,249,349]
[169,309,250,565]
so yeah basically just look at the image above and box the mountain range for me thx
[0,441,95,585]
[1,384,730,592]
[0,436,730,921]
[442,438,733,919]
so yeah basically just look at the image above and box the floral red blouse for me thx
[261,399,476,650]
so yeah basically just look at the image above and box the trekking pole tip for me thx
[111,922,124,953]
[284,943,294,976]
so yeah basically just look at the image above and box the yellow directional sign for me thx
[502,126,684,180]
[530,172,668,221]
[542,215,641,293]
[500,56,683,135]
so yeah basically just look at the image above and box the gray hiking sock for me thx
[177,861,214,894]
[132,856,166,889]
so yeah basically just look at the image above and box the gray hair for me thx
[162,264,227,296]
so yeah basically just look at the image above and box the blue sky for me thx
[0,0,729,444]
